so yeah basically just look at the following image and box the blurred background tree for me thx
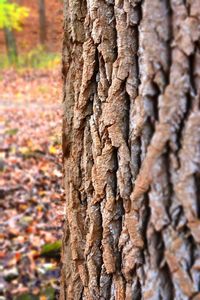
[0,0,29,63]
[0,0,29,30]
[38,0,46,46]
[0,0,62,69]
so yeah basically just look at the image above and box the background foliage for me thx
[0,0,29,30]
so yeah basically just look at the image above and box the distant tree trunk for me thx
[61,0,200,299]
[38,0,46,45]
[4,27,18,64]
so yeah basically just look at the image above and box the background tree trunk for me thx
[4,27,18,64]
[4,0,18,63]
[38,0,46,45]
[61,0,200,299]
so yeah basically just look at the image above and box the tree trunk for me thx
[38,0,46,45]
[4,27,18,64]
[61,0,200,299]
[4,0,18,63]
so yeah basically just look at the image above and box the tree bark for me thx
[38,0,46,45]
[61,0,200,299]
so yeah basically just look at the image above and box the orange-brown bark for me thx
[61,0,200,299]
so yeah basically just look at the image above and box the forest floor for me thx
[0,68,64,300]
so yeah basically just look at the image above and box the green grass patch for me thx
[0,45,61,70]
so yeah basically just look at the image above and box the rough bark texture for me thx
[61,0,200,299]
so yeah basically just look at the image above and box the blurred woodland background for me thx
[0,0,62,67]
[0,1,64,299]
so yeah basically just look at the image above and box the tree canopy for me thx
[0,0,29,30]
